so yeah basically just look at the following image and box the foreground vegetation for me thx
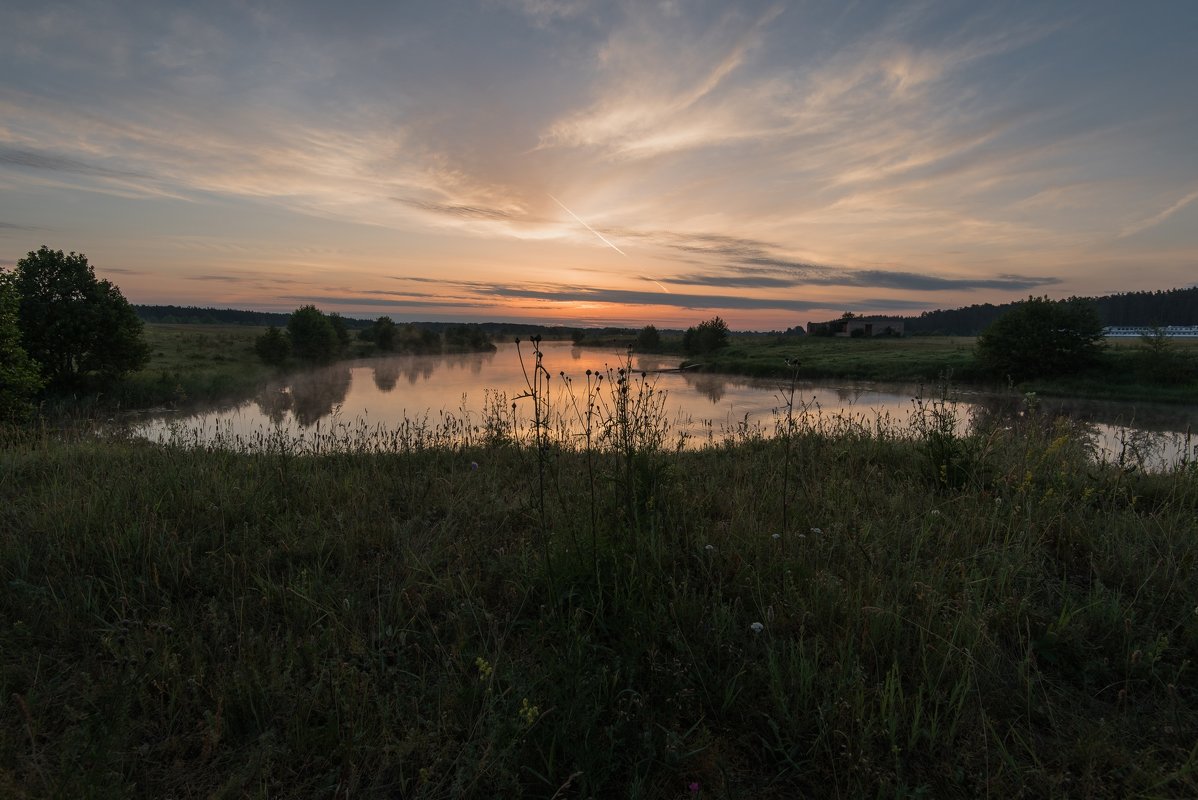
[3,367,1197,797]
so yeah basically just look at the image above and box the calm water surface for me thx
[135,341,1196,468]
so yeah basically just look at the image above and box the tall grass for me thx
[2,360,1197,798]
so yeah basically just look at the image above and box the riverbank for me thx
[50,323,499,415]
[676,335,1198,405]
[3,402,1196,797]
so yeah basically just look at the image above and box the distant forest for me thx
[137,285,1197,337]
[873,286,1198,336]
[133,305,587,339]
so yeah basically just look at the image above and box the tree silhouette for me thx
[7,246,148,386]
[0,279,42,418]
[976,296,1105,381]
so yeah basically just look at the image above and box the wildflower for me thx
[750,622,764,634]
[704,544,714,552]
[470,461,479,471]
[689,781,701,796]
[519,697,539,725]
[771,533,781,540]
[475,656,493,680]
[810,527,822,535]
[929,509,940,516]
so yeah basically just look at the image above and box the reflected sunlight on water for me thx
[133,342,1196,470]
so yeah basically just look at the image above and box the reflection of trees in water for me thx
[289,366,352,427]
[368,351,498,391]
[684,373,730,404]
[404,361,435,385]
[677,371,786,405]
[443,351,495,375]
[255,385,292,425]
[373,360,400,392]
[968,391,1198,437]
[834,386,866,403]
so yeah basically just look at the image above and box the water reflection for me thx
[135,341,1196,469]
[373,360,400,392]
[255,386,291,426]
[683,373,730,404]
[291,366,352,427]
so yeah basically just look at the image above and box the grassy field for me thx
[686,336,983,382]
[679,335,1198,404]
[3,369,1197,797]
[101,323,274,411]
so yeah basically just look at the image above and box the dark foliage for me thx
[0,279,42,419]
[976,296,1106,381]
[682,316,730,355]
[895,286,1198,336]
[634,324,661,351]
[328,313,351,351]
[372,316,398,351]
[253,326,291,365]
[7,246,149,386]
[445,324,495,352]
[287,305,340,362]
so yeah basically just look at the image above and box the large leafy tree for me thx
[286,305,340,361]
[253,326,291,365]
[8,246,149,386]
[976,296,1105,381]
[0,278,42,419]
[683,316,730,355]
[635,324,661,351]
[373,316,398,351]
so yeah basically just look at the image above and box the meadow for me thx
[101,324,273,412]
[2,352,1197,798]
[683,335,1198,404]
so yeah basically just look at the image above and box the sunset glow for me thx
[1,1,1195,329]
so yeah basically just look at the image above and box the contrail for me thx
[550,194,627,256]
[649,278,672,294]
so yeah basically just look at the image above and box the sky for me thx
[1,0,1195,329]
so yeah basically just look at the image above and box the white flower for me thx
[704,544,714,552]
[810,527,822,535]
[750,622,764,634]
[771,533,781,540]
[930,510,940,516]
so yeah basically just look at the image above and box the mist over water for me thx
[135,342,1196,470]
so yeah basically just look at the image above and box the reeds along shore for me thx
[2,362,1197,798]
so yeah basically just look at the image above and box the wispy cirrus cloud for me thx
[370,275,930,315]
[2,1,1195,325]
[635,230,1060,293]
[1119,187,1198,239]
[662,266,1057,293]
[0,146,146,179]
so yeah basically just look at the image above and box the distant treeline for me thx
[133,305,374,328]
[133,306,650,340]
[137,284,1198,339]
[872,286,1198,336]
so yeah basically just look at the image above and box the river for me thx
[134,341,1196,469]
